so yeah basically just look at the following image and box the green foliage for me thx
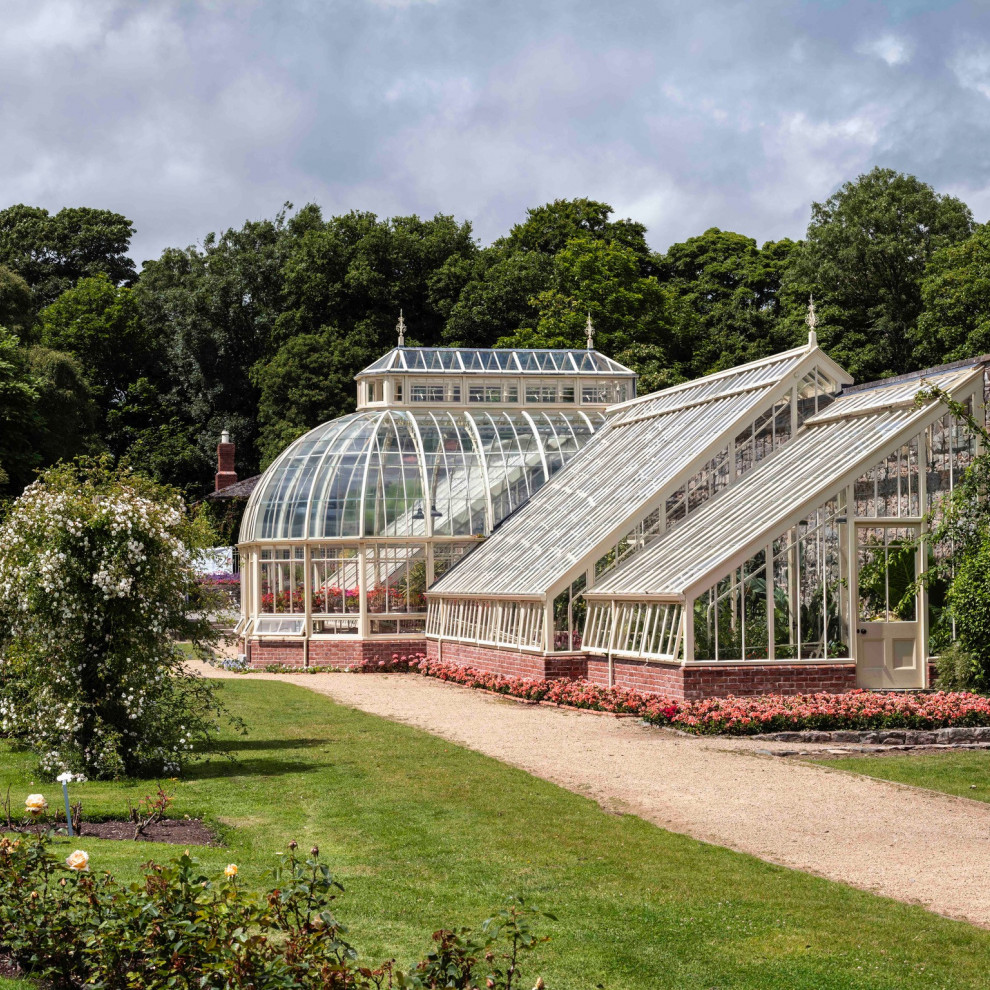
[38,275,153,430]
[0,327,38,492]
[2,176,989,501]
[0,265,34,335]
[787,167,973,380]
[914,387,990,689]
[0,832,549,990]
[0,458,234,778]
[660,229,801,377]
[506,234,672,354]
[252,327,368,469]
[0,204,136,308]
[0,329,96,496]
[448,198,651,349]
[134,207,308,482]
[934,643,980,692]
[914,222,990,366]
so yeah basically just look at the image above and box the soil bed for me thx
[78,817,216,845]
[0,953,24,980]
[10,817,216,846]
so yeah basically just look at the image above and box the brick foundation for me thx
[247,638,426,670]
[428,639,863,700]
[587,656,859,700]
[426,640,587,680]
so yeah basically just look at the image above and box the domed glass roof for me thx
[240,408,605,542]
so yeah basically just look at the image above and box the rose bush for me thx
[0,458,237,779]
[397,654,990,735]
[0,832,550,990]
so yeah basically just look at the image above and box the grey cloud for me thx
[1,0,988,266]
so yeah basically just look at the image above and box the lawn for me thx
[814,750,990,803]
[4,678,990,988]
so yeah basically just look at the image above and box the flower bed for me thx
[390,655,990,735]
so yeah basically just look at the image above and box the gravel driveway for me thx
[199,665,990,927]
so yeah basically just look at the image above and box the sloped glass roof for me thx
[608,346,814,424]
[240,407,604,542]
[431,344,851,598]
[358,347,636,377]
[585,363,984,602]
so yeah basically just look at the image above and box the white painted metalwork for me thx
[431,344,850,602]
[359,346,636,377]
[586,365,983,605]
[238,344,632,645]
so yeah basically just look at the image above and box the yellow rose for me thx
[65,850,89,871]
[25,794,47,815]
[224,863,238,878]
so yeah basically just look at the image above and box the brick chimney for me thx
[215,430,238,492]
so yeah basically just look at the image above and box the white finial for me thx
[220,429,231,445]
[396,310,406,347]
[585,312,595,350]
[806,294,818,348]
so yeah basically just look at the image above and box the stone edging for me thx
[752,726,990,745]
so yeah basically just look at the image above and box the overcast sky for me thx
[2,0,989,266]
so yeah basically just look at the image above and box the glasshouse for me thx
[236,324,637,666]
[426,332,988,699]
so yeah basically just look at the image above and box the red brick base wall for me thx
[425,640,587,680]
[586,656,859,700]
[246,638,426,670]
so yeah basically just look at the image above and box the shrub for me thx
[0,832,550,989]
[934,642,979,691]
[0,458,237,779]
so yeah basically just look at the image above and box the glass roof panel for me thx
[355,348,637,377]
[429,345,851,598]
[240,407,607,542]
[432,385,781,597]
[587,365,984,601]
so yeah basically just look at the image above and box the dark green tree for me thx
[0,205,136,308]
[913,223,990,366]
[500,234,673,356]
[38,275,152,420]
[660,229,800,377]
[444,198,654,347]
[0,264,34,335]
[252,328,372,468]
[0,329,93,494]
[0,327,37,490]
[135,205,317,485]
[785,168,973,381]
[276,210,477,350]
[22,345,97,474]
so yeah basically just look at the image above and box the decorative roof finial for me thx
[806,294,818,348]
[585,312,595,350]
[396,310,406,347]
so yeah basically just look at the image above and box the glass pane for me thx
[858,526,918,621]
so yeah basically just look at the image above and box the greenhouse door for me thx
[854,524,923,690]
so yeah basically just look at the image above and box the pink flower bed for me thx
[386,654,990,735]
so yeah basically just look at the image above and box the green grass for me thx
[4,680,990,988]
[814,750,990,803]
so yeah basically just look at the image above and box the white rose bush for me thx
[0,458,236,779]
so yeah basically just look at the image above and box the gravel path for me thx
[200,665,990,926]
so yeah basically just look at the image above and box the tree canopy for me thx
[0,172,985,501]
[785,167,973,380]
